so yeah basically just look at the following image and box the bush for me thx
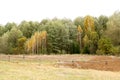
[96,50,105,55]
[82,46,90,54]
[96,37,113,55]
[111,46,120,55]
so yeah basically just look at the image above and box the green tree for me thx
[105,11,120,46]
[40,19,50,25]
[83,35,90,54]
[7,27,23,54]
[0,25,5,36]
[89,31,99,53]
[96,37,113,55]
[0,32,9,54]
[61,18,78,54]
[4,22,17,32]
[19,21,39,38]
[94,15,108,38]
[16,37,27,54]
[98,15,108,31]
[44,20,69,54]
[74,17,84,27]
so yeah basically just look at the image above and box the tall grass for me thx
[0,61,120,80]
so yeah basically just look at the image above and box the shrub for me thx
[96,37,113,55]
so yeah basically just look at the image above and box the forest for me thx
[0,11,120,55]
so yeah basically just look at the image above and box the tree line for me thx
[0,11,120,55]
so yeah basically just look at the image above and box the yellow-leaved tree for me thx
[25,31,47,54]
[77,25,83,52]
[84,15,94,32]
[83,15,98,54]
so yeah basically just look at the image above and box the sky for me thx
[0,0,120,25]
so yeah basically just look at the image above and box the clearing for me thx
[0,54,120,80]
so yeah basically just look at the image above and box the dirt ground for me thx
[58,55,120,71]
[0,54,120,71]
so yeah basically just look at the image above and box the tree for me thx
[77,25,83,53]
[89,31,99,53]
[61,18,79,54]
[0,25,5,36]
[84,15,94,32]
[94,15,108,38]
[8,27,23,48]
[4,22,17,32]
[0,13,119,55]
[40,19,50,25]
[83,35,90,53]
[105,11,120,46]
[0,27,23,54]
[96,37,113,55]
[16,37,27,54]
[1,27,23,54]
[44,20,69,54]
[25,31,47,54]
[19,21,39,38]
[94,17,101,38]
[74,17,84,27]
[83,15,98,54]
[98,15,108,31]
[0,32,9,54]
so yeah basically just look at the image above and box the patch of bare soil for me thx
[58,56,120,71]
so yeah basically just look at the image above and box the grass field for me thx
[0,58,120,80]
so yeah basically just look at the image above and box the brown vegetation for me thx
[1,54,120,71]
[57,56,120,71]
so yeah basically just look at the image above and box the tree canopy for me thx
[0,11,120,55]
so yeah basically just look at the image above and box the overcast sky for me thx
[0,0,120,25]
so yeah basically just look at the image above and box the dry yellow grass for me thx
[0,60,120,80]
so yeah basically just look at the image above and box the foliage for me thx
[0,11,120,55]
[74,17,84,27]
[105,11,120,46]
[8,27,23,48]
[96,37,113,55]
[25,31,47,54]
[83,15,99,54]
[0,25,5,36]
[44,20,70,54]
[84,15,94,32]
[18,21,39,38]
[0,32,10,54]
[98,15,108,31]
[111,46,120,55]
[4,22,17,32]
[16,37,27,54]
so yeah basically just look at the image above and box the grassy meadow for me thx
[0,60,120,80]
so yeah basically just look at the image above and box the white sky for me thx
[0,0,120,25]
